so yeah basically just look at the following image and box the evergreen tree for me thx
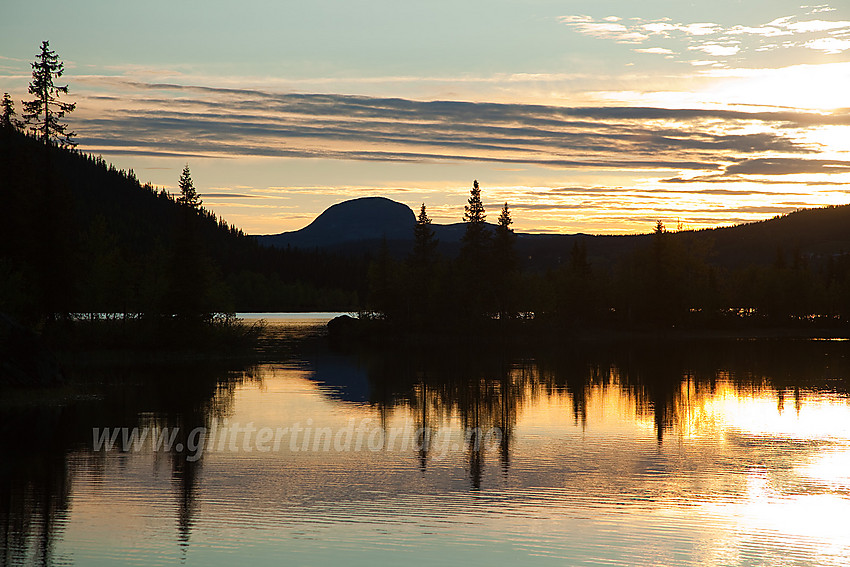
[494,202,516,267]
[22,41,76,147]
[496,202,511,229]
[648,220,670,325]
[460,180,490,263]
[1,93,23,130]
[408,203,441,328]
[492,202,518,319]
[166,164,214,322]
[412,203,438,266]
[459,180,493,322]
[177,164,202,209]
[462,179,487,240]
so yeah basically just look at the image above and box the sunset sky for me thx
[2,0,850,235]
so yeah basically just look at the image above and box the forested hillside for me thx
[0,126,365,325]
[4,119,850,336]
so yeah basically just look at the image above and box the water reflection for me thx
[0,404,71,566]
[0,360,258,566]
[2,323,850,566]
[337,339,850,479]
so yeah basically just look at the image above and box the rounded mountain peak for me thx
[285,197,415,247]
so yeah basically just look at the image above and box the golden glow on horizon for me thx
[6,30,850,236]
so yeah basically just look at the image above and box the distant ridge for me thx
[258,196,506,251]
[256,197,850,270]
[260,197,416,249]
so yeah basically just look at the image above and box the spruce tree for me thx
[460,180,490,262]
[496,202,511,229]
[168,165,210,322]
[494,202,515,263]
[22,41,76,147]
[462,180,487,241]
[412,203,438,266]
[459,180,492,322]
[177,164,202,209]
[1,93,23,130]
[408,203,440,328]
[493,202,518,319]
[21,42,78,320]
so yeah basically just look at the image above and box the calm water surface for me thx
[3,315,850,566]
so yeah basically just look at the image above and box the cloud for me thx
[637,22,722,36]
[67,81,831,176]
[803,37,850,53]
[84,148,216,159]
[559,16,649,43]
[641,23,678,34]
[690,44,741,56]
[727,25,788,37]
[678,23,722,36]
[725,158,850,175]
[560,9,850,61]
[786,19,850,33]
[634,47,676,55]
[201,193,268,199]
[660,174,849,186]
[493,201,801,216]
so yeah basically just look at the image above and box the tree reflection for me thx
[331,338,850,489]
[0,360,257,566]
[0,406,71,567]
[3,337,850,562]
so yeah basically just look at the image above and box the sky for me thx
[2,0,850,235]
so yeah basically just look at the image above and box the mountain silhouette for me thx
[260,197,416,249]
[257,197,850,270]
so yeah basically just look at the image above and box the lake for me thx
[3,315,850,566]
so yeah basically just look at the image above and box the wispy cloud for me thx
[689,44,741,56]
[201,193,268,199]
[634,47,675,55]
[725,157,850,175]
[785,19,850,33]
[560,7,850,61]
[558,16,649,43]
[66,80,841,180]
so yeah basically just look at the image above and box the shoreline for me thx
[327,315,850,345]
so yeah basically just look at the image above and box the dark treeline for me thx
[0,126,365,332]
[365,181,524,331]
[361,181,850,335]
[5,121,850,341]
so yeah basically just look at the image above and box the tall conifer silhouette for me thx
[22,41,76,147]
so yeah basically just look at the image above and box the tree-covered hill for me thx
[5,116,850,335]
[0,126,365,323]
[259,195,850,272]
